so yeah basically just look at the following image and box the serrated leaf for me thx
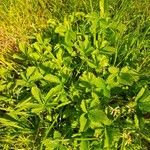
[88,109,111,126]
[90,93,100,108]
[43,139,58,150]
[119,67,139,85]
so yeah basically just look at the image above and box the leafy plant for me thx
[0,2,150,150]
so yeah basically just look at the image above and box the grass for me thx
[0,0,149,51]
[0,0,50,51]
[0,0,99,51]
[0,0,150,149]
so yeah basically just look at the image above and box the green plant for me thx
[0,0,100,51]
[0,8,150,149]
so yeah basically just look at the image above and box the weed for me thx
[0,6,150,149]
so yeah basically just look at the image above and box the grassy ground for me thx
[1,0,149,51]
[0,0,99,51]
[0,0,150,149]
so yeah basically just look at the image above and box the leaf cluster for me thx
[0,11,150,150]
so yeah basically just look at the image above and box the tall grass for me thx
[0,0,150,51]
[0,0,49,51]
[0,0,99,51]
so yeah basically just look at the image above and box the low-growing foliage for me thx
[0,5,150,150]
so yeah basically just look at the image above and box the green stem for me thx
[140,132,150,143]
[99,0,108,17]
[89,0,93,12]
[40,114,59,150]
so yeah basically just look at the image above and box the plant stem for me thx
[40,114,59,150]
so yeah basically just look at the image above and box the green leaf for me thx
[80,100,87,113]
[31,105,44,114]
[135,87,145,102]
[36,34,43,44]
[29,69,43,82]
[0,118,22,129]
[87,60,96,68]
[104,127,120,149]
[13,53,25,60]
[31,86,42,104]
[30,52,40,60]
[136,87,150,112]
[79,113,88,132]
[53,130,61,139]
[56,48,63,63]
[80,140,89,150]
[45,85,62,103]
[118,67,139,86]
[16,79,27,86]
[43,139,58,150]
[138,95,150,112]
[118,73,134,86]
[55,23,67,36]
[44,74,60,83]
[56,101,71,109]
[107,74,119,88]
[65,30,76,46]
[20,72,27,81]
[108,66,119,74]
[47,19,57,28]
[0,96,10,101]
[18,42,26,53]
[26,67,36,80]
[104,127,110,149]
[88,109,111,126]
[33,42,41,52]
[90,93,100,108]
[134,114,139,129]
